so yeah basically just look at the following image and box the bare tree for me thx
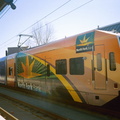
[32,23,54,46]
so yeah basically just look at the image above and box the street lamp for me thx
[5,0,16,9]
[0,0,16,11]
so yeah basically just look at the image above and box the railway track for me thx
[0,93,67,120]
[0,85,119,120]
[0,107,18,120]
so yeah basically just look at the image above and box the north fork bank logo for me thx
[76,32,95,53]
[77,35,92,46]
[18,56,41,79]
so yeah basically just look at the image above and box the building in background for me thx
[7,47,28,55]
[98,22,120,33]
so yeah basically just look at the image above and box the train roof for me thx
[3,29,119,59]
[97,30,120,36]
[7,53,17,60]
[18,30,119,55]
[0,56,6,61]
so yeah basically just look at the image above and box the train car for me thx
[0,29,120,106]
[0,57,7,85]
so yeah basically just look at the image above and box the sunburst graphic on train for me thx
[77,35,93,46]
[18,56,41,78]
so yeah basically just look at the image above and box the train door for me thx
[93,45,107,89]
[7,54,16,87]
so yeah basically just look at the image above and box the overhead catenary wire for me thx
[0,7,11,20]
[20,0,72,34]
[32,0,94,34]
[0,0,93,48]
[0,0,72,47]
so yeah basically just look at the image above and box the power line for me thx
[32,0,94,33]
[48,0,94,24]
[19,0,72,34]
[0,0,93,48]
[0,0,71,47]
[0,7,11,20]
[0,36,17,47]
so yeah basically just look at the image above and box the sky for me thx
[0,0,120,57]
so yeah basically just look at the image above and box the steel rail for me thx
[0,93,67,120]
[0,107,19,120]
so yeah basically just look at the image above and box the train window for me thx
[56,59,67,74]
[114,83,118,89]
[9,67,13,75]
[95,96,99,100]
[109,52,116,71]
[70,57,84,75]
[0,61,5,76]
[96,53,102,71]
